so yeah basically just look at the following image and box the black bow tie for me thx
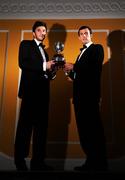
[80,45,87,51]
[39,43,45,49]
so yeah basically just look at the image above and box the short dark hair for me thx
[78,26,92,36]
[32,21,47,32]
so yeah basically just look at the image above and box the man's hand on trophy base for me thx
[47,60,55,70]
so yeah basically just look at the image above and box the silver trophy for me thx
[52,41,65,68]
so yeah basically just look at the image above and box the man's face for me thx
[33,26,47,41]
[78,28,92,45]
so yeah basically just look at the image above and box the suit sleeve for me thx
[19,40,43,72]
[68,69,75,80]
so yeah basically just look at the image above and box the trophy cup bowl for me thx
[52,41,65,68]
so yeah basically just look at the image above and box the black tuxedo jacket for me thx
[70,43,104,104]
[18,39,53,100]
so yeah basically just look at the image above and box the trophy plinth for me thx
[52,41,65,68]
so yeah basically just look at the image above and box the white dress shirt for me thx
[34,38,47,71]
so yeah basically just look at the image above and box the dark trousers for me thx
[14,97,49,165]
[74,99,108,168]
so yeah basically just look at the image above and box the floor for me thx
[0,152,125,179]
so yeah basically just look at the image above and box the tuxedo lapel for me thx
[76,44,93,63]
[32,40,44,60]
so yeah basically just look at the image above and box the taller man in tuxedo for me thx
[14,21,56,171]
[64,26,108,172]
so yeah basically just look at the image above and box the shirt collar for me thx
[34,38,42,46]
[85,42,93,48]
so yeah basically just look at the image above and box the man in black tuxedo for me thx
[14,21,56,171]
[64,26,108,172]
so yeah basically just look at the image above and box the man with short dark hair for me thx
[64,25,108,172]
[14,21,55,171]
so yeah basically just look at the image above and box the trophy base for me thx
[52,54,65,68]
